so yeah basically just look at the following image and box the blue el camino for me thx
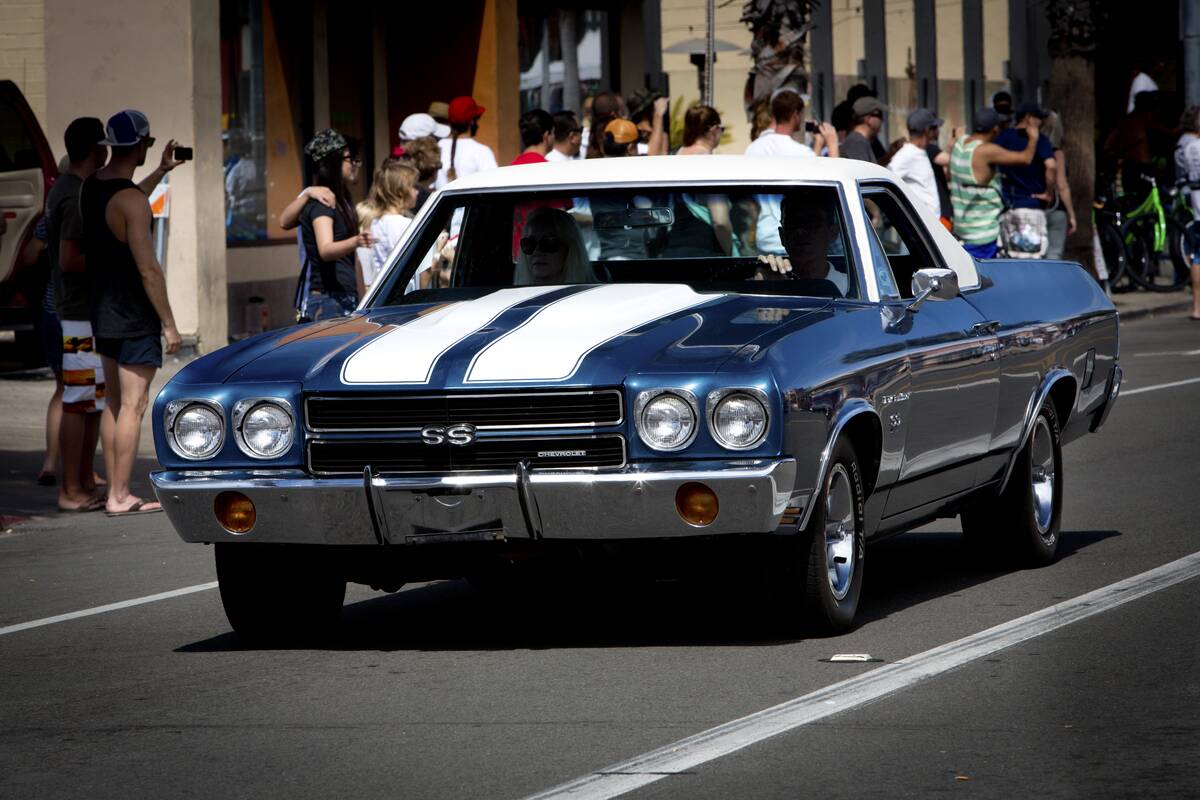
[151,156,1121,640]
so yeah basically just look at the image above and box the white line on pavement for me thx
[1132,349,1200,357]
[0,582,218,637]
[524,551,1200,800]
[1122,376,1200,396]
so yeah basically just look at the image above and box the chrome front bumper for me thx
[151,459,797,545]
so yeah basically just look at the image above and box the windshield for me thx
[371,184,858,306]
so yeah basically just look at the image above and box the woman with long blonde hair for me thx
[356,159,420,292]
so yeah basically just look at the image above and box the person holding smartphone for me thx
[744,89,838,159]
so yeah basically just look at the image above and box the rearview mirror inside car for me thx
[592,207,675,230]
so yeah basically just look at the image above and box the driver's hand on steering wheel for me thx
[756,253,792,279]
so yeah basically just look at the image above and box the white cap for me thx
[399,113,450,141]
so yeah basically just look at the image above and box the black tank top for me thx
[80,176,161,339]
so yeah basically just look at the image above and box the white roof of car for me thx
[433,154,980,296]
[441,154,896,192]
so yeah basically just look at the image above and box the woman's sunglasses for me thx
[520,235,564,255]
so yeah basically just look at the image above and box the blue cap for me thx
[100,110,151,146]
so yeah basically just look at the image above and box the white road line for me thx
[1122,376,1200,396]
[0,582,218,637]
[524,551,1200,800]
[1132,349,1200,357]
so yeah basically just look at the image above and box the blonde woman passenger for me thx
[356,159,421,293]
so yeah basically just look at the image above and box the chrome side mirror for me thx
[907,268,959,312]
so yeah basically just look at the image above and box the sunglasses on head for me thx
[520,235,564,255]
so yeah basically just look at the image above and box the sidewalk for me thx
[0,356,187,528]
[1110,288,1194,321]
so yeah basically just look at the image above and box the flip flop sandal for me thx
[105,500,164,517]
[60,497,106,514]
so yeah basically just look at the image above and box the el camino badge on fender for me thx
[421,423,477,446]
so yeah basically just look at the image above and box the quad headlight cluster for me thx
[634,387,769,452]
[165,398,294,461]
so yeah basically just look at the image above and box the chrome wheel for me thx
[1030,415,1056,536]
[824,464,857,600]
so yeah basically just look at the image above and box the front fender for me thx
[792,398,882,532]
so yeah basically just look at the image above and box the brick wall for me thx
[0,1,47,127]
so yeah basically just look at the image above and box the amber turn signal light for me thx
[214,491,256,534]
[675,482,719,527]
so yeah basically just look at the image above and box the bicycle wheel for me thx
[1122,215,1190,292]
[1097,218,1131,291]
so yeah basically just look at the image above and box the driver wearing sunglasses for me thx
[513,207,593,285]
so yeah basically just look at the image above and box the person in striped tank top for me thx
[950,107,1041,259]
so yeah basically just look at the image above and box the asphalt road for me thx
[2,311,1199,799]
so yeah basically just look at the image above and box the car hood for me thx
[212,284,830,391]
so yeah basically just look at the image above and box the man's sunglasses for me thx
[520,235,564,255]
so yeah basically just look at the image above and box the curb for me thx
[1115,299,1192,322]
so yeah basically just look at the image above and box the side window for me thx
[861,187,943,299]
[0,94,37,173]
[863,221,900,300]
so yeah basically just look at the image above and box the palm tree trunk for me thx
[1048,55,1097,278]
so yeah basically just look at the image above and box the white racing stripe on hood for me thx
[466,284,721,383]
[341,286,562,385]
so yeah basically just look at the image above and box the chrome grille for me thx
[305,389,623,432]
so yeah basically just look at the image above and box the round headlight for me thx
[173,404,223,459]
[240,403,293,458]
[712,392,768,450]
[638,393,697,451]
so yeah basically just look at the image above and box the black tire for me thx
[962,400,1063,566]
[772,438,866,634]
[215,543,347,645]
[1122,215,1190,292]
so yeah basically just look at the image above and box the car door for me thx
[859,183,1001,517]
[0,80,55,287]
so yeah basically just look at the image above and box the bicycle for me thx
[1119,175,1191,292]
[1093,187,1130,292]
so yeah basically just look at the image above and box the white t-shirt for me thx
[887,142,940,219]
[744,132,816,159]
[356,213,412,289]
[545,148,575,163]
[1127,72,1158,113]
[436,136,498,188]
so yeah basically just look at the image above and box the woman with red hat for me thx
[436,96,498,189]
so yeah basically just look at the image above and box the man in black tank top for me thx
[82,109,185,516]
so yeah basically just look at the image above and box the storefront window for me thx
[518,6,609,114]
[220,0,306,245]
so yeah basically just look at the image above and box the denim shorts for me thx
[96,333,163,368]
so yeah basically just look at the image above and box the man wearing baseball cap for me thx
[436,95,497,188]
[80,109,186,516]
[600,118,640,157]
[994,101,1057,213]
[841,96,884,163]
[886,108,945,218]
[948,106,1041,259]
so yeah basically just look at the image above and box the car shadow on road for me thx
[176,528,1120,653]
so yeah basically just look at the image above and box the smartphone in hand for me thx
[174,146,193,161]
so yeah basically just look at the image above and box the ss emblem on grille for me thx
[421,423,477,446]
